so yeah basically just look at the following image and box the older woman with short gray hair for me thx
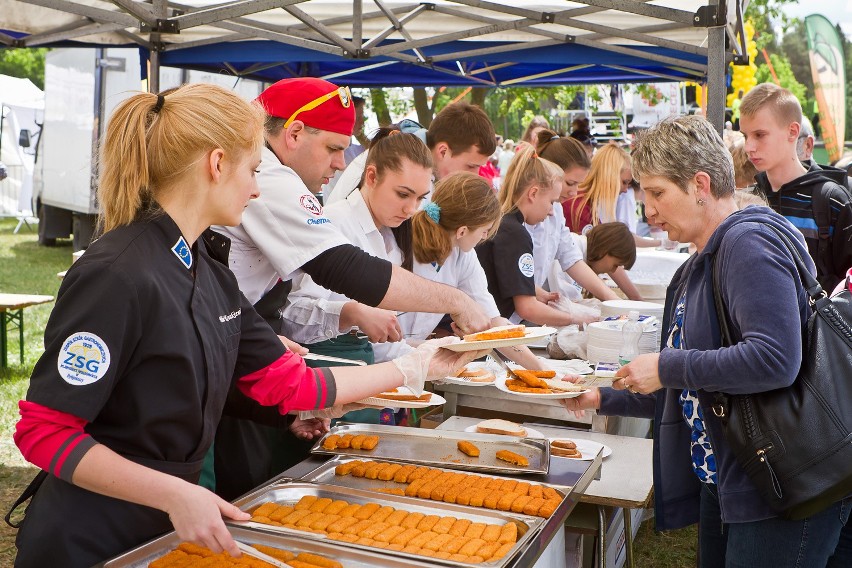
[564,115,850,567]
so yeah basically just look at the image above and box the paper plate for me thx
[550,438,612,461]
[442,361,499,386]
[464,424,545,439]
[544,358,594,376]
[440,327,558,352]
[494,372,590,399]
[357,391,446,409]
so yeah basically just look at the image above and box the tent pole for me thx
[705,0,726,133]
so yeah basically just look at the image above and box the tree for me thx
[755,53,808,108]
[744,0,799,50]
[0,48,47,89]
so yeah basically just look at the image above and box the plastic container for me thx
[618,310,644,366]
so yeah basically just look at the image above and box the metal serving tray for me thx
[230,481,544,568]
[300,456,571,507]
[311,423,550,475]
[102,525,436,568]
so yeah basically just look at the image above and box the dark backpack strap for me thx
[811,184,833,283]
[5,470,47,528]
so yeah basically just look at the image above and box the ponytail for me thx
[576,142,631,226]
[497,146,561,215]
[535,129,591,171]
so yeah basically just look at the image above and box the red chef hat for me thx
[256,77,355,137]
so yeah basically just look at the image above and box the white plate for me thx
[463,424,545,439]
[543,358,594,376]
[442,361,499,386]
[494,372,590,399]
[358,391,446,409]
[440,327,558,352]
[550,438,612,461]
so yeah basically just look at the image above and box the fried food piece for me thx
[499,479,519,493]
[375,525,406,543]
[289,561,335,568]
[513,369,550,388]
[468,488,486,507]
[483,491,502,509]
[350,462,368,478]
[294,496,318,511]
[377,463,403,481]
[464,522,486,539]
[481,524,502,543]
[311,513,340,531]
[354,537,375,547]
[463,324,525,342]
[542,486,561,500]
[407,466,431,482]
[499,522,519,544]
[409,530,438,548]
[496,450,530,467]
[334,461,358,476]
[295,512,323,527]
[401,545,422,554]
[443,535,471,554]
[267,505,294,522]
[472,476,492,490]
[251,515,274,526]
[369,506,395,523]
[353,502,380,520]
[350,434,367,450]
[338,503,361,518]
[538,499,560,518]
[393,464,417,483]
[375,487,406,496]
[455,487,475,506]
[417,515,441,532]
[251,502,278,518]
[321,435,341,450]
[419,548,437,558]
[432,516,456,535]
[361,435,380,450]
[250,545,296,562]
[336,533,359,543]
[336,434,355,449]
[405,478,427,498]
[309,497,333,513]
[460,538,488,556]
[486,477,505,490]
[387,543,404,551]
[421,468,442,482]
[372,541,389,549]
[420,533,452,552]
[510,495,533,514]
[430,484,450,501]
[343,519,373,536]
[443,483,465,504]
[324,500,348,516]
[513,482,531,497]
[497,492,521,512]
[476,542,501,559]
[177,542,214,556]
[522,497,546,517]
[449,553,472,562]
[359,522,390,539]
[384,509,408,526]
[491,542,515,560]
[435,551,452,559]
[401,512,425,529]
[150,551,184,568]
[326,516,359,533]
[457,440,480,457]
[528,485,543,499]
[505,379,552,394]
[281,509,312,525]
[449,518,472,537]
[363,461,384,480]
[390,528,421,546]
[417,481,437,499]
[292,553,342,568]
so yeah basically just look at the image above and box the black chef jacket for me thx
[475,209,536,319]
[16,212,286,567]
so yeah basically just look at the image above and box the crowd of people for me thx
[10,76,852,567]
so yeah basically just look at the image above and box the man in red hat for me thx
[212,77,490,499]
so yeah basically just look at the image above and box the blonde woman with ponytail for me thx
[13,86,482,567]
[403,172,543,370]
[475,146,600,327]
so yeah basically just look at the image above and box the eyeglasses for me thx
[283,86,352,129]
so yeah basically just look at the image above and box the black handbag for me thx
[710,226,852,520]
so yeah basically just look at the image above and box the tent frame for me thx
[3,0,750,130]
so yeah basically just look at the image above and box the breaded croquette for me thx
[457,440,480,457]
[496,450,529,467]
[499,522,519,544]
[293,552,342,568]
[464,522,486,539]
[481,524,502,543]
[378,463,403,481]
[349,434,367,449]
[321,434,341,450]
[294,495,318,510]
[448,518,472,537]
[336,434,355,449]
[360,435,380,450]
[522,497,546,516]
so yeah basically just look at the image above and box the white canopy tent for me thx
[0,74,43,220]
[1,0,751,129]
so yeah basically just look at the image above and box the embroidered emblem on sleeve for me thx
[171,236,192,269]
[518,253,535,278]
[300,194,324,216]
[57,332,111,386]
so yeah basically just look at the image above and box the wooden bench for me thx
[0,293,54,367]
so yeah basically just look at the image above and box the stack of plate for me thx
[586,319,659,364]
[600,299,664,319]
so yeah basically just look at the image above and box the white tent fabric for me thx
[0,75,44,217]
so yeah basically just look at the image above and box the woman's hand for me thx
[613,353,662,395]
[560,387,601,418]
[278,335,308,355]
[536,286,560,304]
[166,482,250,558]
[352,304,402,343]
[289,417,329,440]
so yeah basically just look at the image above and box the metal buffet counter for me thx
[103,423,601,568]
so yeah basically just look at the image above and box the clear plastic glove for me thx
[289,417,329,440]
[392,337,489,395]
[298,403,369,421]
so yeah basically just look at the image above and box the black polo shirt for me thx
[26,212,285,476]
[475,209,536,319]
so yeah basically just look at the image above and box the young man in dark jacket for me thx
[740,83,852,291]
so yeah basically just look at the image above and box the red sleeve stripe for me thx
[15,400,94,482]
[236,352,337,413]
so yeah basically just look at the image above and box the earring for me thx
[697,199,705,206]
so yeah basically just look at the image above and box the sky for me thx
[780,1,852,37]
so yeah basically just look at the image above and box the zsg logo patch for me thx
[299,194,323,216]
[517,253,535,278]
[57,332,111,386]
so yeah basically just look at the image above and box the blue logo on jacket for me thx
[171,236,192,269]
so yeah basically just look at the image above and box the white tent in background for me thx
[0,74,44,222]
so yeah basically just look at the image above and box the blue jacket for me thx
[599,206,814,530]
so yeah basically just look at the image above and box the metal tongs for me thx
[489,349,520,379]
[234,540,290,568]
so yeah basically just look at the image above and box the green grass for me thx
[0,217,698,566]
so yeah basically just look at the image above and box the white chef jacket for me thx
[398,248,501,340]
[282,189,412,360]
[616,190,639,233]
[215,145,349,304]
[524,203,584,288]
